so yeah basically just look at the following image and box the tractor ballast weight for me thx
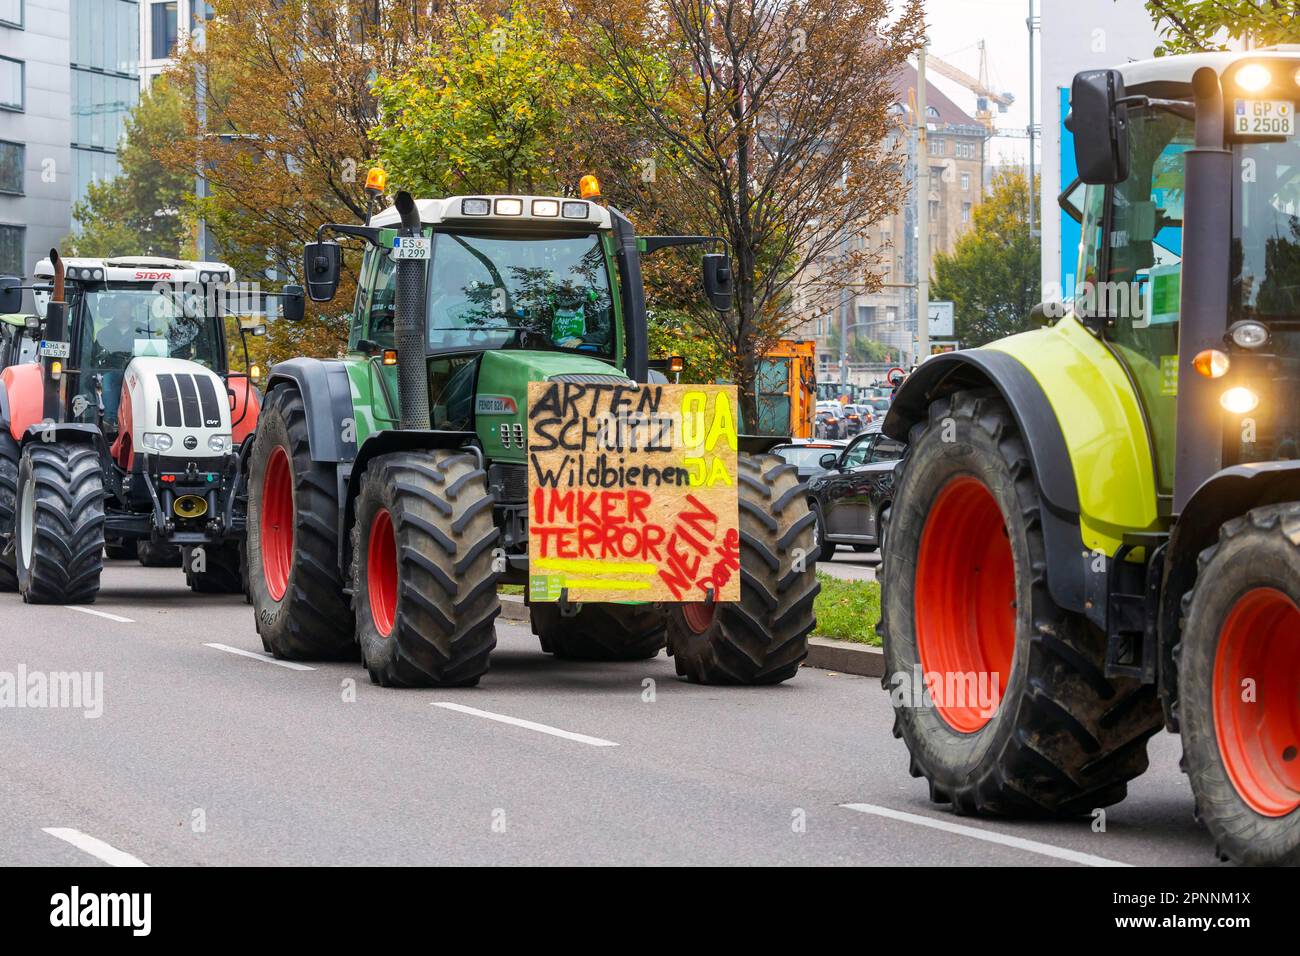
[882,49,1300,865]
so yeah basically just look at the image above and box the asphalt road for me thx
[817,548,880,582]
[0,562,1223,867]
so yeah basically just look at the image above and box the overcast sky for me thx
[905,0,1040,167]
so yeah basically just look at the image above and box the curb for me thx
[804,636,884,677]
[499,593,529,622]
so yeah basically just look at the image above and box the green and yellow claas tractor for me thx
[246,181,818,689]
[881,50,1300,865]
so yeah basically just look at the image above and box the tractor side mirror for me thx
[303,243,342,302]
[1067,69,1129,185]
[0,276,22,315]
[819,452,839,470]
[280,283,306,322]
[702,253,734,312]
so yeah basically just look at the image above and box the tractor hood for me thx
[475,349,631,463]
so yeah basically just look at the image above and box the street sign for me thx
[928,301,954,337]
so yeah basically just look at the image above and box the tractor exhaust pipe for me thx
[394,191,430,430]
[43,249,67,421]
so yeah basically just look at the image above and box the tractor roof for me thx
[368,195,613,231]
[33,256,235,283]
[1121,46,1300,89]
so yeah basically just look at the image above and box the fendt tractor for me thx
[881,49,1300,865]
[245,176,818,688]
[0,254,286,600]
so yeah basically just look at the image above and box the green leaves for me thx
[1141,1,1300,54]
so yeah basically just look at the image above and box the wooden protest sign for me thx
[526,381,740,604]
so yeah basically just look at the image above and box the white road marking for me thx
[839,803,1131,868]
[42,828,149,867]
[63,605,134,624]
[204,643,316,671]
[432,702,619,747]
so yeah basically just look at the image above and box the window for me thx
[151,1,178,59]
[961,172,970,191]
[928,138,944,156]
[929,200,940,219]
[843,436,873,468]
[0,0,21,27]
[0,57,22,111]
[869,437,905,463]
[0,140,21,194]
[961,203,971,224]
[0,224,24,275]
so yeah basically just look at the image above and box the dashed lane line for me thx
[63,605,135,624]
[840,803,1131,867]
[431,701,619,747]
[204,643,316,671]
[42,828,150,867]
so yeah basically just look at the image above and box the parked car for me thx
[843,403,874,434]
[806,423,907,557]
[771,439,847,480]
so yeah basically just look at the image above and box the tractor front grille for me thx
[489,462,528,503]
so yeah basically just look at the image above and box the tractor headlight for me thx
[495,198,523,216]
[208,434,231,453]
[1236,64,1272,93]
[531,199,560,217]
[461,198,491,216]
[1229,320,1270,349]
[1220,386,1260,414]
[142,432,173,453]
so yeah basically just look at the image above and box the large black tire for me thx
[136,539,181,567]
[880,389,1163,815]
[1177,504,1300,865]
[664,453,818,685]
[185,541,245,594]
[14,443,105,604]
[351,450,500,687]
[531,602,666,661]
[0,431,18,591]
[247,386,355,660]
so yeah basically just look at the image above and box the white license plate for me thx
[39,340,69,358]
[1234,98,1295,137]
[391,236,431,260]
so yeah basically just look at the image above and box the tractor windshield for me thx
[72,285,225,427]
[425,232,614,356]
[1231,139,1300,460]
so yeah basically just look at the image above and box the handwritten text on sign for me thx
[526,381,740,604]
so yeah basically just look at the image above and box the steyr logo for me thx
[183,436,198,450]
[49,886,151,936]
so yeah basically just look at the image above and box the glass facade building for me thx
[71,0,138,203]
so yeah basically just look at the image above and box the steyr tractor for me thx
[0,254,285,601]
[245,178,818,688]
[880,49,1300,865]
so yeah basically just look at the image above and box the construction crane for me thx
[925,40,1015,135]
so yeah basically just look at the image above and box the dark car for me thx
[806,423,906,557]
[771,439,847,480]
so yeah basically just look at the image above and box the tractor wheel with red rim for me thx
[1177,503,1300,865]
[352,450,500,687]
[664,452,818,685]
[879,388,1162,815]
[246,386,355,660]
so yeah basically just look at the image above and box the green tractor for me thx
[881,50,1300,864]
[245,182,818,688]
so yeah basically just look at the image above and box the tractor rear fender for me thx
[264,358,358,464]
[1157,460,1300,730]
[18,422,106,451]
[338,429,480,577]
[0,364,45,441]
[883,347,1100,624]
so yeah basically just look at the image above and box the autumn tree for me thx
[161,0,440,360]
[68,78,192,259]
[1141,1,1300,52]
[572,0,924,421]
[931,167,1041,348]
